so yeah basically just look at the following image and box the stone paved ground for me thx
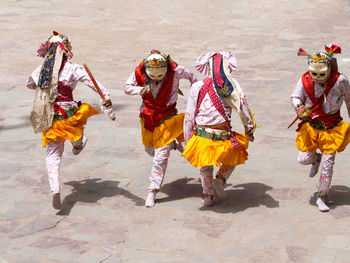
[1,0,350,262]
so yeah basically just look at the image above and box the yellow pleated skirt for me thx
[42,103,99,147]
[182,132,249,168]
[296,121,350,154]
[140,113,185,149]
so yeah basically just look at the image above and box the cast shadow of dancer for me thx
[57,178,144,215]
[202,183,280,214]
[0,116,31,131]
[309,185,350,209]
[158,179,279,214]
[157,177,203,203]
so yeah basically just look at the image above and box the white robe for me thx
[183,78,254,143]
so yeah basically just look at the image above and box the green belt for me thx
[53,108,77,120]
[306,118,342,130]
[195,128,230,141]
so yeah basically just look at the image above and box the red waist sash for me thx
[56,81,73,102]
[298,71,341,130]
[136,63,177,132]
[54,81,74,119]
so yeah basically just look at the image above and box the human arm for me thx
[74,64,111,106]
[176,65,198,85]
[184,81,201,143]
[339,74,350,118]
[234,79,255,135]
[291,78,311,118]
[124,72,145,96]
[291,78,306,110]
[26,65,42,89]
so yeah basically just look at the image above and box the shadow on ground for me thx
[158,177,203,203]
[202,182,279,213]
[309,185,350,209]
[0,116,31,130]
[57,178,144,215]
[158,179,279,213]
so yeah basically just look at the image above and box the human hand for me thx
[297,105,312,119]
[247,133,254,142]
[140,87,150,96]
[101,99,112,109]
[245,127,255,142]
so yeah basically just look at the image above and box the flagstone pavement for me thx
[1,0,350,262]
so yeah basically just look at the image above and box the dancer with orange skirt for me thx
[291,44,350,212]
[124,50,197,207]
[182,51,256,206]
[27,31,113,209]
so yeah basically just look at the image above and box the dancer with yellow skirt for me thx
[27,31,113,210]
[182,51,256,206]
[291,44,350,212]
[124,50,197,207]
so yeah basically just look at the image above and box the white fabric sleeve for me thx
[124,72,144,95]
[74,64,110,100]
[339,74,350,118]
[175,65,198,85]
[291,78,305,110]
[184,81,201,143]
[234,79,254,130]
[26,65,42,89]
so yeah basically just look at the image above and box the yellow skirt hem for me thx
[42,103,99,147]
[140,113,185,149]
[182,133,249,168]
[296,121,350,154]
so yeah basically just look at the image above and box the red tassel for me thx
[135,61,146,86]
[325,44,341,55]
[150,49,161,54]
[297,48,309,57]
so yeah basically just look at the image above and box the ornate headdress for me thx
[144,50,167,68]
[37,31,73,89]
[30,31,73,134]
[37,31,73,59]
[195,51,238,98]
[135,49,177,85]
[298,43,341,64]
[195,51,258,132]
[195,51,237,75]
[209,53,235,98]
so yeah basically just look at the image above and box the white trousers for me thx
[298,151,336,195]
[199,165,235,195]
[146,141,178,192]
[45,135,84,194]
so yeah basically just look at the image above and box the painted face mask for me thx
[308,60,331,84]
[298,44,341,84]
[144,53,167,81]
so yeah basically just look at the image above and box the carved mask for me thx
[308,62,331,84]
[144,54,167,81]
[298,44,342,84]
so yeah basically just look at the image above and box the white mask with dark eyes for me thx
[145,66,167,81]
[144,53,168,81]
[308,62,331,84]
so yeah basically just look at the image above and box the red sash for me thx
[54,60,74,118]
[56,81,73,102]
[195,77,243,149]
[135,63,177,132]
[299,71,341,129]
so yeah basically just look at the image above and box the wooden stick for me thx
[287,115,299,129]
[288,104,314,129]
[83,64,105,100]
